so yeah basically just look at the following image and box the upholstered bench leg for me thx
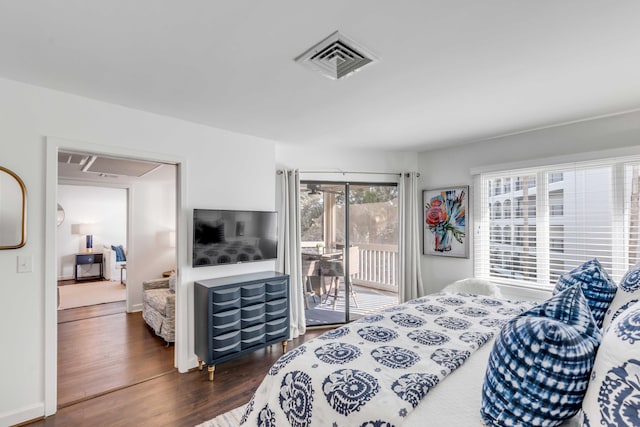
[198,358,204,371]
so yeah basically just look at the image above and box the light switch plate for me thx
[17,255,32,273]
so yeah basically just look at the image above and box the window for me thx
[549,190,564,216]
[503,199,512,219]
[503,178,511,194]
[475,159,640,289]
[515,195,536,218]
[549,172,564,183]
[550,225,564,253]
[504,225,512,245]
[494,201,502,219]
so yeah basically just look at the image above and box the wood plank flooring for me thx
[26,303,324,426]
[57,301,175,408]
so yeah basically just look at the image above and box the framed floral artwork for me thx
[423,186,469,258]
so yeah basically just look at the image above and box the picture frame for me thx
[423,186,469,258]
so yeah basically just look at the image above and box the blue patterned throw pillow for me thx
[581,300,640,427]
[480,285,601,427]
[602,264,640,330]
[553,258,617,328]
[111,244,126,262]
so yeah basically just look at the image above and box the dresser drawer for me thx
[241,333,266,350]
[76,254,99,264]
[265,298,287,314]
[265,279,287,293]
[265,317,288,333]
[241,312,265,329]
[213,341,241,360]
[266,326,288,341]
[213,297,241,312]
[266,306,287,322]
[241,283,265,297]
[266,288,287,301]
[212,318,241,336]
[211,330,241,350]
[212,288,241,303]
[242,323,266,340]
[241,293,265,306]
[212,308,241,326]
[241,303,265,319]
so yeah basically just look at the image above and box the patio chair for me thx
[321,246,360,310]
[302,257,321,308]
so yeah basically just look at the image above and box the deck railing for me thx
[352,243,399,292]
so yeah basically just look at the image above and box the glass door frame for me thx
[300,179,399,326]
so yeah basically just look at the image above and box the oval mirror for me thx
[0,166,27,249]
[57,203,65,227]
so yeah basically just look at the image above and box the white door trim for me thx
[44,137,187,415]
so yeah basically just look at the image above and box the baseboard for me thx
[130,303,143,312]
[182,354,200,373]
[0,402,44,427]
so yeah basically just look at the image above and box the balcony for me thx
[303,243,399,326]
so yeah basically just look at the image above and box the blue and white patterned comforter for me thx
[239,292,536,427]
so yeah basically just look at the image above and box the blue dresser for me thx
[194,271,290,380]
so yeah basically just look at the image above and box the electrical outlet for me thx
[17,255,32,273]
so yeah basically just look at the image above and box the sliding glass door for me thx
[300,181,399,327]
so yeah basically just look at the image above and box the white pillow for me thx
[581,300,640,426]
[442,278,502,297]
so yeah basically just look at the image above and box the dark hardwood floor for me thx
[25,302,325,426]
[57,301,175,408]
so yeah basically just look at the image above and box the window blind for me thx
[474,157,640,290]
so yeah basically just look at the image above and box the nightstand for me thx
[75,253,104,281]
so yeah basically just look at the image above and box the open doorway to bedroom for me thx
[56,184,128,310]
[56,150,178,408]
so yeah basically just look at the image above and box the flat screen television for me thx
[192,209,278,267]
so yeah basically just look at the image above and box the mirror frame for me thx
[0,166,27,249]
[57,203,65,227]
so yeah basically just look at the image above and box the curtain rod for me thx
[277,170,420,177]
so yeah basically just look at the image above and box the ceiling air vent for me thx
[58,152,90,166]
[295,31,377,80]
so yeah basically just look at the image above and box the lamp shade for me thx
[71,223,95,235]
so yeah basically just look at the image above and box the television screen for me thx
[192,209,278,267]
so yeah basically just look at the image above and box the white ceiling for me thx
[2,1,640,152]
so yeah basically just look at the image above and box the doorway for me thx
[55,149,178,408]
[300,181,399,326]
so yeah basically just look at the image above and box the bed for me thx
[238,286,572,426]
[235,258,640,426]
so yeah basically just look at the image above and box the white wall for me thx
[0,75,417,426]
[57,185,127,280]
[0,76,278,426]
[276,145,418,176]
[128,164,177,311]
[418,110,640,295]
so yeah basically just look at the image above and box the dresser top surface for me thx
[195,271,287,288]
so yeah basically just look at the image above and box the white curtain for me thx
[277,169,306,338]
[399,172,424,302]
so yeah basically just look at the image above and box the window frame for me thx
[474,156,636,290]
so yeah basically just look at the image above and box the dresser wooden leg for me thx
[282,340,288,353]
[198,358,203,371]
[208,365,215,381]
